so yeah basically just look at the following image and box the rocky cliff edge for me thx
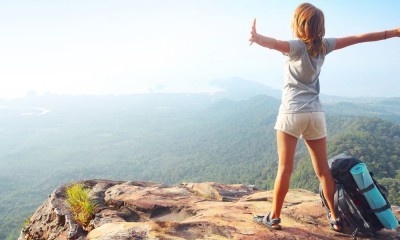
[19,180,400,240]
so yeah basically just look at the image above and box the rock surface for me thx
[19,180,400,240]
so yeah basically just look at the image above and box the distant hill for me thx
[209,77,281,100]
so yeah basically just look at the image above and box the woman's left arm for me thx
[249,18,290,54]
[335,28,400,50]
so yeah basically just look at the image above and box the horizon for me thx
[0,1,399,99]
[1,80,399,101]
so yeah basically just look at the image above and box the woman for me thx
[249,2,399,231]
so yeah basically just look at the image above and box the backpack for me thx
[319,154,392,238]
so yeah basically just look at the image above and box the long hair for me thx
[292,3,326,57]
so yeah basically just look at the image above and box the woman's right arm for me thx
[249,18,290,54]
[335,28,400,50]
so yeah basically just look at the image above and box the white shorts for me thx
[274,112,327,140]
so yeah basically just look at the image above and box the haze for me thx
[0,0,399,99]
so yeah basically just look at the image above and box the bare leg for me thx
[304,137,340,230]
[270,130,298,221]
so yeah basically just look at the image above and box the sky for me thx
[0,0,399,99]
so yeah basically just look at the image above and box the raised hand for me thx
[249,18,258,45]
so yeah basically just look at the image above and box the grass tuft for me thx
[66,183,97,227]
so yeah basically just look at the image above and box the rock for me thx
[181,182,255,201]
[19,180,400,240]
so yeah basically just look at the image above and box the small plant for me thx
[66,183,97,227]
[21,215,32,232]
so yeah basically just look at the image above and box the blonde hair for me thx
[292,3,326,57]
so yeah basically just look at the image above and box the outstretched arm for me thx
[335,28,400,50]
[249,18,290,54]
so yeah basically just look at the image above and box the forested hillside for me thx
[1,94,400,239]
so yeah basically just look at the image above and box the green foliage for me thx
[5,230,20,240]
[380,178,400,204]
[328,117,400,177]
[66,183,97,227]
[291,154,319,192]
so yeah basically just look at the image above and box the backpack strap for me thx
[359,183,375,194]
[371,204,391,213]
[334,184,340,216]
[337,185,374,235]
[358,183,391,213]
